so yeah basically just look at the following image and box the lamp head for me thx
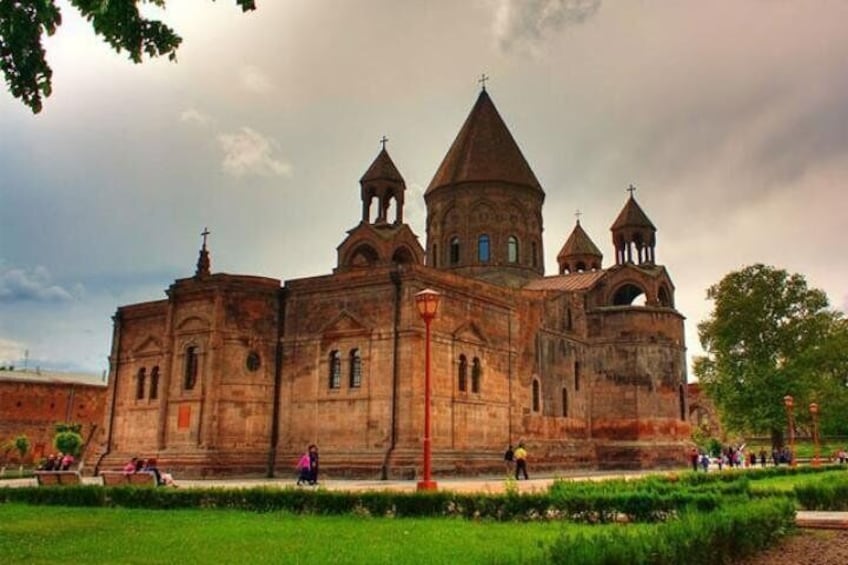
[415,288,441,321]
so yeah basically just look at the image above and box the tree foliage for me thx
[0,0,256,113]
[14,434,29,459]
[53,430,83,456]
[695,264,848,444]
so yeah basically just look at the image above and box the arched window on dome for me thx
[507,236,519,263]
[477,235,490,263]
[449,237,460,265]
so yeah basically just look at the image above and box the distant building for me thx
[0,368,106,464]
[99,89,690,477]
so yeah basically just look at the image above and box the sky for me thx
[1,0,846,376]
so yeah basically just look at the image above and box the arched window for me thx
[136,367,146,400]
[507,236,518,263]
[562,387,568,417]
[458,354,468,392]
[574,361,581,392]
[612,283,647,306]
[471,357,481,393]
[184,346,198,391]
[349,349,361,388]
[532,379,541,412]
[449,237,460,265]
[149,366,159,400]
[329,350,341,389]
[477,235,490,263]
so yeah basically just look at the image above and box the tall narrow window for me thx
[184,346,198,391]
[349,349,362,388]
[432,244,438,268]
[136,368,146,400]
[477,235,490,263]
[562,387,568,417]
[149,366,159,400]
[507,236,518,263]
[329,350,341,389]
[574,361,581,392]
[532,379,541,412]
[679,384,686,421]
[471,357,482,393]
[458,354,468,392]
[449,237,460,265]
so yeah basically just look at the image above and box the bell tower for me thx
[611,186,657,266]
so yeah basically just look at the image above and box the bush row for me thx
[794,474,848,510]
[0,484,724,523]
[542,497,796,565]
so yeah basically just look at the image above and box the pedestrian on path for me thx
[503,445,514,476]
[514,443,528,480]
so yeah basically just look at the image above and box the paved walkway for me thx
[3,472,846,529]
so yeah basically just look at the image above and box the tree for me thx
[0,0,256,113]
[53,422,83,457]
[14,434,29,472]
[695,264,847,447]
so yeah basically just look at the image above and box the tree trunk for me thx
[771,428,784,450]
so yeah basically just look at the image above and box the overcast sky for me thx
[1,0,846,376]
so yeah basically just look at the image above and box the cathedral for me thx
[98,89,690,478]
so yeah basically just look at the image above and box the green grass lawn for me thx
[0,503,586,564]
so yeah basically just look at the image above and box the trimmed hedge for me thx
[542,497,796,565]
[794,474,848,510]
[0,484,723,523]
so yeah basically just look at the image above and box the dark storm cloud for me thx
[0,265,75,302]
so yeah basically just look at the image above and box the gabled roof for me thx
[426,90,542,194]
[611,195,656,231]
[523,271,605,292]
[360,148,404,184]
[557,221,602,260]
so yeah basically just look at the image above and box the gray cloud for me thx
[217,127,293,178]
[0,266,76,303]
[494,0,601,52]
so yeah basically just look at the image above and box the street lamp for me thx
[810,402,820,467]
[415,288,441,491]
[784,395,796,467]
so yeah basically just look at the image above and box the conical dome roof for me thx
[611,195,656,231]
[360,148,404,184]
[426,90,542,194]
[557,221,602,260]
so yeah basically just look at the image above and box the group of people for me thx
[295,444,320,486]
[503,443,529,480]
[38,452,74,471]
[123,456,177,486]
[689,445,806,472]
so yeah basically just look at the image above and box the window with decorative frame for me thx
[349,348,362,388]
[184,346,199,391]
[329,350,341,389]
[458,354,468,392]
[149,366,159,400]
[136,367,146,400]
[471,357,482,393]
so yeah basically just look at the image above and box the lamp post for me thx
[784,395,796,467]
[415,288,441,491]
[809,402,820,468]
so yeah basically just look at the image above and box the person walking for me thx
[514,443,528,480]
[295,451,311,486]
[503,445,514,476]
[307,444,319,485]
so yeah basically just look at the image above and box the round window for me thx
[246,351,261,372]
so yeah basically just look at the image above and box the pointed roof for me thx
[557,221,602,260]
[360,148,404,184]
[611,195,656,231]
[426,90,542,194]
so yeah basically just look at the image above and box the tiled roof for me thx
[360,148,404,183]
[523,271,605,292]
[557,221,603,259]
[611,195,656,231]
[426,90,542,194]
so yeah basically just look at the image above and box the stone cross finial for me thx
[479,73,489,91]
[201,227,210,249]
[380,136,389,150]
[575,209,582,224]
[627,184,637,197]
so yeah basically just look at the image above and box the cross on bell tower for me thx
[195,227,211,278]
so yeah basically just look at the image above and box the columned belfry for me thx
[611,187,657,265]
[335,144,424,272]
[557,217,603,274]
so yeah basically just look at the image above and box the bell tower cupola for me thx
[611,186,657,265]
[557,214,603,274]
[360,137,405,226]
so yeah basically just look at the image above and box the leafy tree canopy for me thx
[695,264,847,444]
[0,0,256,113]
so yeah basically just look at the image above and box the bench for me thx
[99,471,158,487]
[34,471,82,486]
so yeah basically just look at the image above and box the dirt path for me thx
[736,529,848,565]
